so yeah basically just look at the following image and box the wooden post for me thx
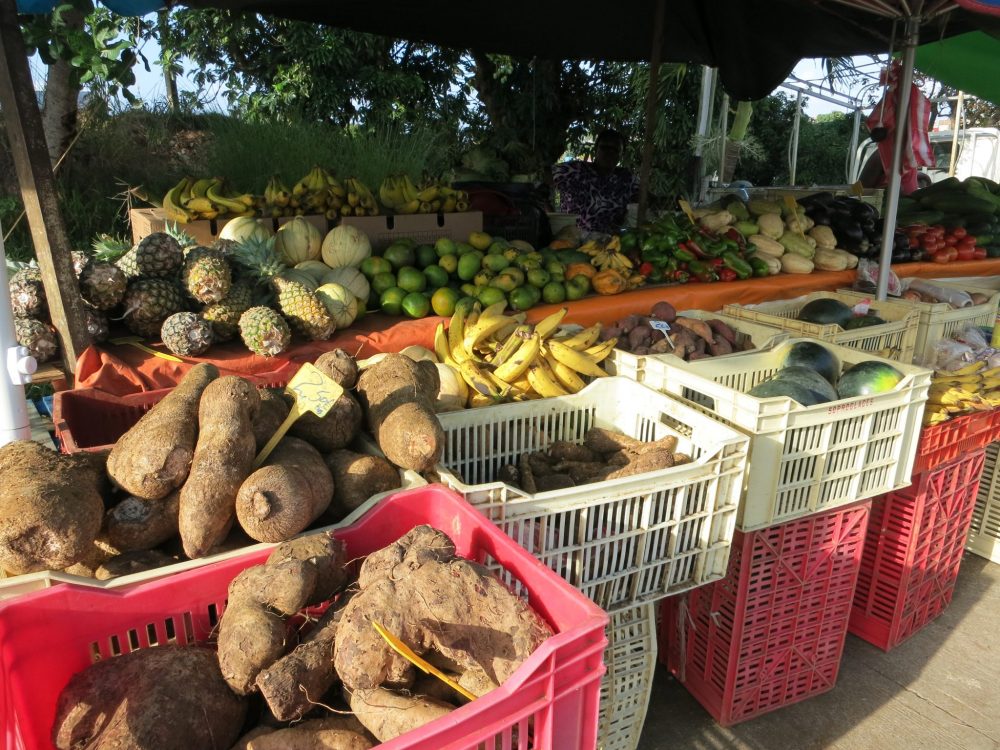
[0,0,91,374]
[636,0,666,226]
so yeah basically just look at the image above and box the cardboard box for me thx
[340,212,483,249]
[129,208,332,246]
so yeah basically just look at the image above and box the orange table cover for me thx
[74,260,1000,396]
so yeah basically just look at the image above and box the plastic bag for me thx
[853,260,904,297]
[906,279,974,308]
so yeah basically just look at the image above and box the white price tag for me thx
[649,320,672,333]
[851,299,871,316]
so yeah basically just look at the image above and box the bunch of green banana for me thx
[162,176,256,223]
[283,166,348,220]
[924,360,1000,426]
[434,304,617,407]
[342,177,379,218]
[379,174,470,214]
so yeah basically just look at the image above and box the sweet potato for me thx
[179,376,260,558]
[706,318,738,345]
[105,489,180,551]
[107,362,218,500]
[94,549,177,580]
[348,687,454,743]
[0,441,105,574]
[334,526,553,693]
[52,645,246,750]
[217,558,318,695]
[673,317,714,345]
[289,390,363,453]
[236,437,334,543]
[266,532,349,605]
[323,450,401,522]
[356,354,444,472]
[254,388,290,451]
[708,337,734,357]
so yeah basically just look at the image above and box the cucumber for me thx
[896,210,945,226]
[921,194,998,215]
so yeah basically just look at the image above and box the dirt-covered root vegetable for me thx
[248,726,374,750]
[107,363,219,500]
[314,349,360,389]
[323,450,401,521]
[254,388,291,451]
[232,726,276,750]
[95,549,176,580]
[52,645,246,750]
[256,608,339,721]
[0,441,105,575]
[105,489,180,551]
[179,375,260,558]
[217,558,318,695]
[348,687,455,742]
[356,354,444,472]
[266,531,349,605]
[60,535,119,578]
[288,389,363,452]
[334,526,553,692]
[583,427,677,456]
[236,437,334,543]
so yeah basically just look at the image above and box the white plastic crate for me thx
[968,441,1000,563]
[639,338,931,531]
[598,603,657,750]
[434,378,750,612]
[0,467,425,602]
[605,310,788,383]
[837,283,1000,366]
[722,291,919,362]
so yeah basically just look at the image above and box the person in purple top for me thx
[552,129,639,234]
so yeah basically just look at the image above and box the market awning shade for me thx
[914,31,1000,104]
[15,0,162,13]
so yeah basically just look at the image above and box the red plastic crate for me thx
[912,409,997,475]
[53,371,293,453]
[850,449,986,652]
[0,486,608,750]
[660,501,871,726]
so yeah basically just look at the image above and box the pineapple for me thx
[78,260,127,310]
[122,278,186,338]
[134,232,183,278]
[116,247,141,279]
[14,317,58,363]
[182,246,232,304]
[232,236,334,341]
[201,281,253,342]
[83,307,109,343]
[239,306,291,357]
[164,222,197,251]
[8,267,45,318]
[71,250,90,278]
[161,312,213,357]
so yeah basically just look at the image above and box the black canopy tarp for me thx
[176,0,1000,100]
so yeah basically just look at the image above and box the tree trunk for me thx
[40,5,84,166]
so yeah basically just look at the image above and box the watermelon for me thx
[748,366,837,406]
[837,361,904,399]
[844,315,886,330]
[780,340,840,385]
[797,298,853,328]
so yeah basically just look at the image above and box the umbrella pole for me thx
[637,0,666,226]
[876,17,920,301]
[692,65,715,199]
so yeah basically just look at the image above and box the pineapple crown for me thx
[231,235,286,279]
[91,234,131,262]
[164,222,197,249]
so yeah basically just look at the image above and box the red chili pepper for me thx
[724,228,747,249]
[710,257,725,269]
[639,261,655,276]
[719,268,739,282]
[684,239,708,259]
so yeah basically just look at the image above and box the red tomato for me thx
[952,227,968,239]
[933,253,951,264]
[959,236,977,249]
[974,247,988,260]
[957,247,975,261]
[944,235,958,246]
[909,237,921,249]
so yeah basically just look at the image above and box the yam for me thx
[61,535,119,578]
[266,531,349,605]
[348,687,454,743]
[52,645,246,750]
[249,726,373,750]
[232,726,276,750]
[254,388,290,451]
[95,549,176,580]
[105,489,180,551]
[607,449,676,479]
[236,437,334,543]
[356,354,444,472]
[534,473,576,492]
[583,428,677,457]
[179,376,260,558]
[289,390,363,453]
[314,349,360,389]
[107,362,218,500]
[0,441,105,574]
[334,526,553,692]
[547,440,598,463]
[323,450,401,522]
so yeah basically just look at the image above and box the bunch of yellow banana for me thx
[923,360,1000,426]
[378,174,470,214]
[433,304,618,407]
[340,177,379,218]
[280,166,349,220]
[577,235,634,274]
[162,177,256,223]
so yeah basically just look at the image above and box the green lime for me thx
[383,243,415,270]
[438,254,458,275]
[542,281,567,304]
[360,256,392,278]
[566,275,591,300]
[457,251,484,281]
[355,296,367,320]
[423,264,449,290]
[415,244,438,269]
[435,237,457,257]
[371,271,398,296]
[508,286,537,312]
[397,266,427,293]
[527,268,551,287]
[477,286,507,308]
[431,287,460,317]
[380,286,407,315]
[401,291,431,319]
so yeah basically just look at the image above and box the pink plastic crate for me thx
[661,501,871,726]
[0,486,608,750]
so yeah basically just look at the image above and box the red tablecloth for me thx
[74,259,1000,395]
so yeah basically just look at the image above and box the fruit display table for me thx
[73,259,1000,396]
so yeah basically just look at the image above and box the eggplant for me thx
[806,205,832,226]
[799,191,836,208]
